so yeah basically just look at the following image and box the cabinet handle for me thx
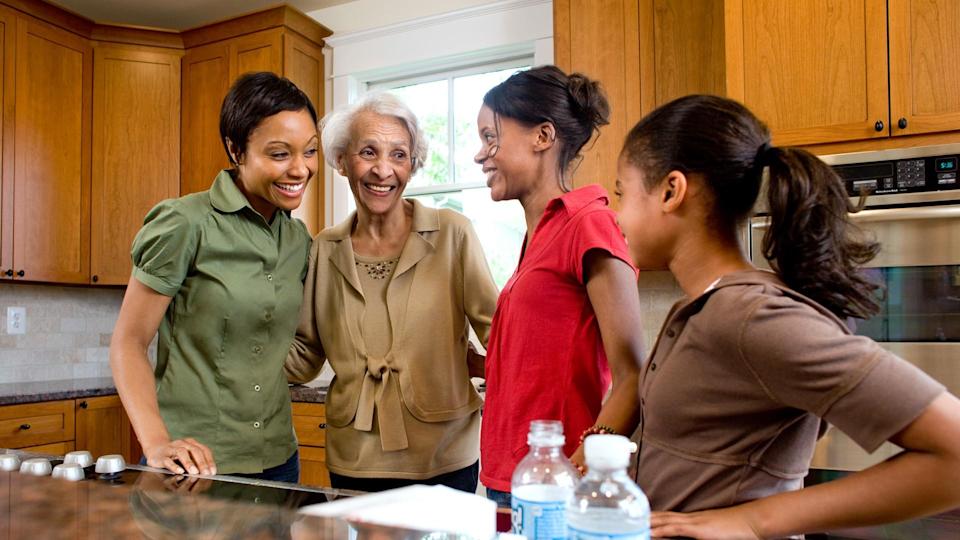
[318,423,326,429]
[79,401,88,409]
[898,117,908,129]
[874,120,885,132]
[91,275,99,283]
[19,424,31,430]
[16,270,24,278]
[3,269,11,277]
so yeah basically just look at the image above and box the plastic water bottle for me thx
[511,419,579,539]
[566,434,650,539]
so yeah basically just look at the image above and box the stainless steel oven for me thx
[748,143,960,471]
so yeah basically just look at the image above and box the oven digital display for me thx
[936,157,957,172]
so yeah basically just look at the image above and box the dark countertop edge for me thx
[0,382,327,406]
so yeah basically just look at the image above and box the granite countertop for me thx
[0,378,328,406]
[0,468,351,538]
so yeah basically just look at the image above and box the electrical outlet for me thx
[6,306,25,335]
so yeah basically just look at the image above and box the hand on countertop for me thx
[651,507,762,540]
[143,437,216,476]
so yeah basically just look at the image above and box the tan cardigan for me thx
[286,201,498,471]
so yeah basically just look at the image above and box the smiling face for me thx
[341,111,413,217]
[473,104,543,202]
[233,109,319,219]
[615,157,674,270]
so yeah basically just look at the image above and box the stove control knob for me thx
[19,458,53,476]
[52,463,85,482]
[64,450,94,468]
[94,454,125,474]
[0,454,21,472]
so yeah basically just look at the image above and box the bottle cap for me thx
[584,434,634,469]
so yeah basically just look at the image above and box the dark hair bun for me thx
[567,73,610,129]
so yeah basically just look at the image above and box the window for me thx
[368,60,530,288]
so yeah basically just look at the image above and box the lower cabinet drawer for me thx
[19,441,76,454]
[299,445,330,487]
[0,400,75,448]
[292,402,326,447]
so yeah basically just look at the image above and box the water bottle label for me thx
[511,496,567,540]
[567,525,650,540]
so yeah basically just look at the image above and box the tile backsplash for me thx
[0,273,682,385]
[0,283,124,383]
[637,271,685,353]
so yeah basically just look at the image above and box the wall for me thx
[0,283,123,382]
[637,272,685,351]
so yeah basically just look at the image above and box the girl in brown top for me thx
[615,94,960,539]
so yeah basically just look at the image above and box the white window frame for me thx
[366,56,534,197]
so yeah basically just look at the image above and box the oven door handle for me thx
[847,206,960,223]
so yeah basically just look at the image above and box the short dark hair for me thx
[219,72,318,165]
[482,65,610,190]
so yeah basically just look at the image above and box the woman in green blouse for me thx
[109,72,318,481]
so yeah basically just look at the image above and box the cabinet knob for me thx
[79,401,88,409]
[16,270,24,278]
[91,275,99,283]
[3,269,11,277]
[874,120,885,132]
[318,423,326,429]
[19,424,31,430]
[898,117,908,129]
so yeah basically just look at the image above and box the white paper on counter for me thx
[299,484,497,539]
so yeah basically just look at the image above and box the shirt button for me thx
[650,363,657,371]
[253,421,261,429]
[266,273,273,281]
[666,328,676,338]
[254,384,261,392]
[264,312,272,321]
[253,345,262,354]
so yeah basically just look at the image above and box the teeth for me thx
[366,184,392,193]
[276,183,304,193]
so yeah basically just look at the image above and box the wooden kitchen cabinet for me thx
[75,395,140,464]
[12,14,92,284]
[554,0,641,203]
[888,0,960,137]
[292,402,330,487]
[0,400,75,449]
[555,0,960,165]
[0,6,14,279]
[90,44,181,285]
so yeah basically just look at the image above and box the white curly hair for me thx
[320,91,428,174]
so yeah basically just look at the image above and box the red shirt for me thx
[480,185,636,492]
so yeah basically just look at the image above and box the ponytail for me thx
[762,147,881,319]
[621,94,882,320]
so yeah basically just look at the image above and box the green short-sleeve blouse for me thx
[130,170,312,473]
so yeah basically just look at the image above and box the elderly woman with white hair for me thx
[285,92,498,493]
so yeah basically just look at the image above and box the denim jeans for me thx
[330,461,479,494]
[485,486,512,509]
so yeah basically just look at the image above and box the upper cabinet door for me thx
[555,0,641,204]
[284,31,323,235]
[230,28,282,79]
[181,41,230,195]
[13,16,92,283]
[731,0,889,146]
[0,8,14,277]
[91,46,181,285]
[888,0,960,137]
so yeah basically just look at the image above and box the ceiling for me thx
[47,0,354,31]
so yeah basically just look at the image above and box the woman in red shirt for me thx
[473,66,645,506]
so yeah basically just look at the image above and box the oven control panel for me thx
[833,153,958,197]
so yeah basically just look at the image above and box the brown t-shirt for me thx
[634,270,944,512]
